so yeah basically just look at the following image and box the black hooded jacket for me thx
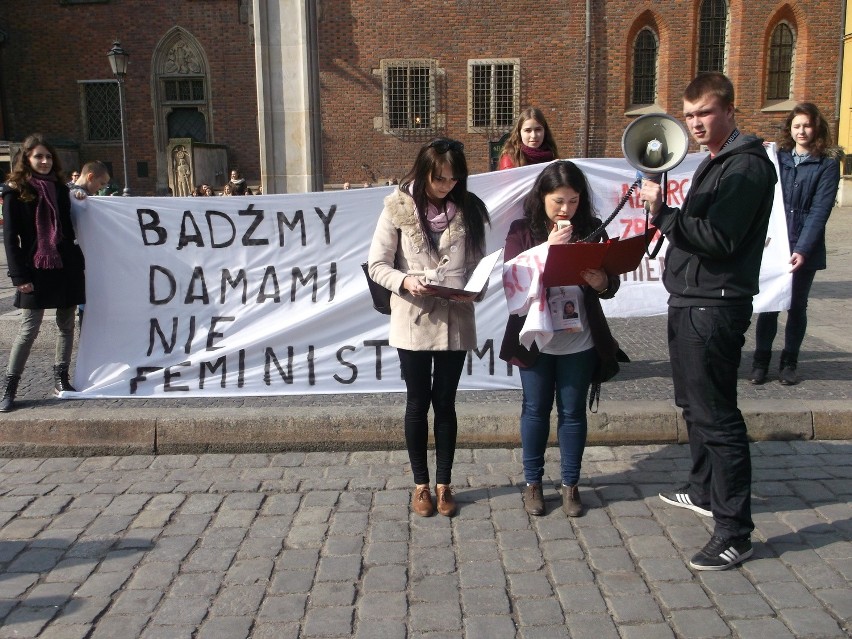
[654,133,777,306]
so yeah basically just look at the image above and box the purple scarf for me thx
[28,173,64,269]
[521,144,555,165]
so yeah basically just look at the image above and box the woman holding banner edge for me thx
[750,102,841,386]
[499,161,621,517]
[367,138,490,517]
[1,134,86,412]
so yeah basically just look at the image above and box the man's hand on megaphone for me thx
[639,179,663,218]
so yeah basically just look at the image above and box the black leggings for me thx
[397,349,467,485]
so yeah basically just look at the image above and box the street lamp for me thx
[106,41,130,196]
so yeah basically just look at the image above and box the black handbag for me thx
[361,262,392,315]
[362,228,401,315]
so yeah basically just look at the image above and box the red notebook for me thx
[541,228,657,288]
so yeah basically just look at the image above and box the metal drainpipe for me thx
[583,0,591,158]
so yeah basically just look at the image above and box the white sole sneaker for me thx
[659,491,712,517]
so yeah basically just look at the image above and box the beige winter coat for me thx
[368,188,486,351]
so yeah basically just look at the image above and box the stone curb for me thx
[0,400,848,457]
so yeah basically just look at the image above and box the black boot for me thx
[749,350,771,385]
[779,351,799,386]
[53,365,77,395]
[0,375,21,412]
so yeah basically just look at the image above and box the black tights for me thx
[397,349,467,485]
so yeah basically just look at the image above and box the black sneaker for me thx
[689,535,753,571]
[659,489,712,517]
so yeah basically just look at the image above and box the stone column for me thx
[252,0,323,194]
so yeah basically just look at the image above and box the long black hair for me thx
[523,160,600,244]
[399,138,490,255]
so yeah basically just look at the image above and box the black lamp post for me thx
[106,41,130,196]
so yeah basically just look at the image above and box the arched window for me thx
[698,0,728,73]
[632,28,658,105]
[767,23,794,100]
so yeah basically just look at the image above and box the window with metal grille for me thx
[698,0,728,73]
[767,23,794,100]
[81,81,121,142]
[163,78,205,103]
[382,60,436,132]
[632,29,658,105]
[468,60,519,132]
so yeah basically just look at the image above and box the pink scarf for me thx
[28,173,64,269]
[409,182,459,232]
[425,199,458,233]
[521,144,555,165]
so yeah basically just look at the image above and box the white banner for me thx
[71,151,790,398]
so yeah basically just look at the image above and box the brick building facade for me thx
[0,0,843,194]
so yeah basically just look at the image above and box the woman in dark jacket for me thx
[0,134,86,412]
[499,161,620,518]
[750,103,841,385]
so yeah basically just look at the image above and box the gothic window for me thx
[632,29,658,105]
[468,59,520,133]
[698,0,728,73]
[767,23,794,100]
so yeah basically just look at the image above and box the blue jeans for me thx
[518,348,596,486]
[669,305,754,540]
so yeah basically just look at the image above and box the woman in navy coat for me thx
[750,103,841,385]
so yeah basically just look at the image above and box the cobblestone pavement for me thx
[0,441,849,638]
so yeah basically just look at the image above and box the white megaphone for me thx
[621,113,690,181]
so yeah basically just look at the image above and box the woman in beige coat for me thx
[368,139,490,517]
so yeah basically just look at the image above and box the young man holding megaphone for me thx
[639,72,777,571]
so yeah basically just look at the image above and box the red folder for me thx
[542,228,657,288]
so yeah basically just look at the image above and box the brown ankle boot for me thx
[561,484,583,517]
[436,484,457,517]
[411,484,434,517]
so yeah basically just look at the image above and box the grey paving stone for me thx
[554,583,608,614]
[756,580,823,608]
[587,546,636,573]
[364,540,408,565]
[561,613,621,639]
[361,564,407,593]
[595,572,648,596]
[315,554,362,582]
[224,558,273,586]
[606,593,664,623]
[196,616,253,639]
[459,560,506,589]
[636,557,694,582]
[148,595,210,626]
[617,624,676,639]
[354,619,407,639]
[668,608,732,638]
[653,581,713,610]
[302,605,355,636]
[257,594,308,622]
[408,574,459,603]
[777,607,847,638]
[727,618,796,639]
[460,587,512,616]
[107,589,163,615]
[710,593,775,619]
[310,581,357,606]
[548,559,595,585]
[356,591,407,620]
[208,584,266,616]
[507,571,554,598]
[409,601,462,632]
[515,597,565,626]
[463,615,517,639]
[35,624,92,639]
[86,614,149,639]
[125,561,179,589]
[0,605,57,638]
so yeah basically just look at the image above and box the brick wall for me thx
[0,0,841,192]
[0,0,258,194]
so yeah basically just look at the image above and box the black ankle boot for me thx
[0,375,21,412]
[749,350,771,385]
[779,351,798,386]
[53,365,77,395]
